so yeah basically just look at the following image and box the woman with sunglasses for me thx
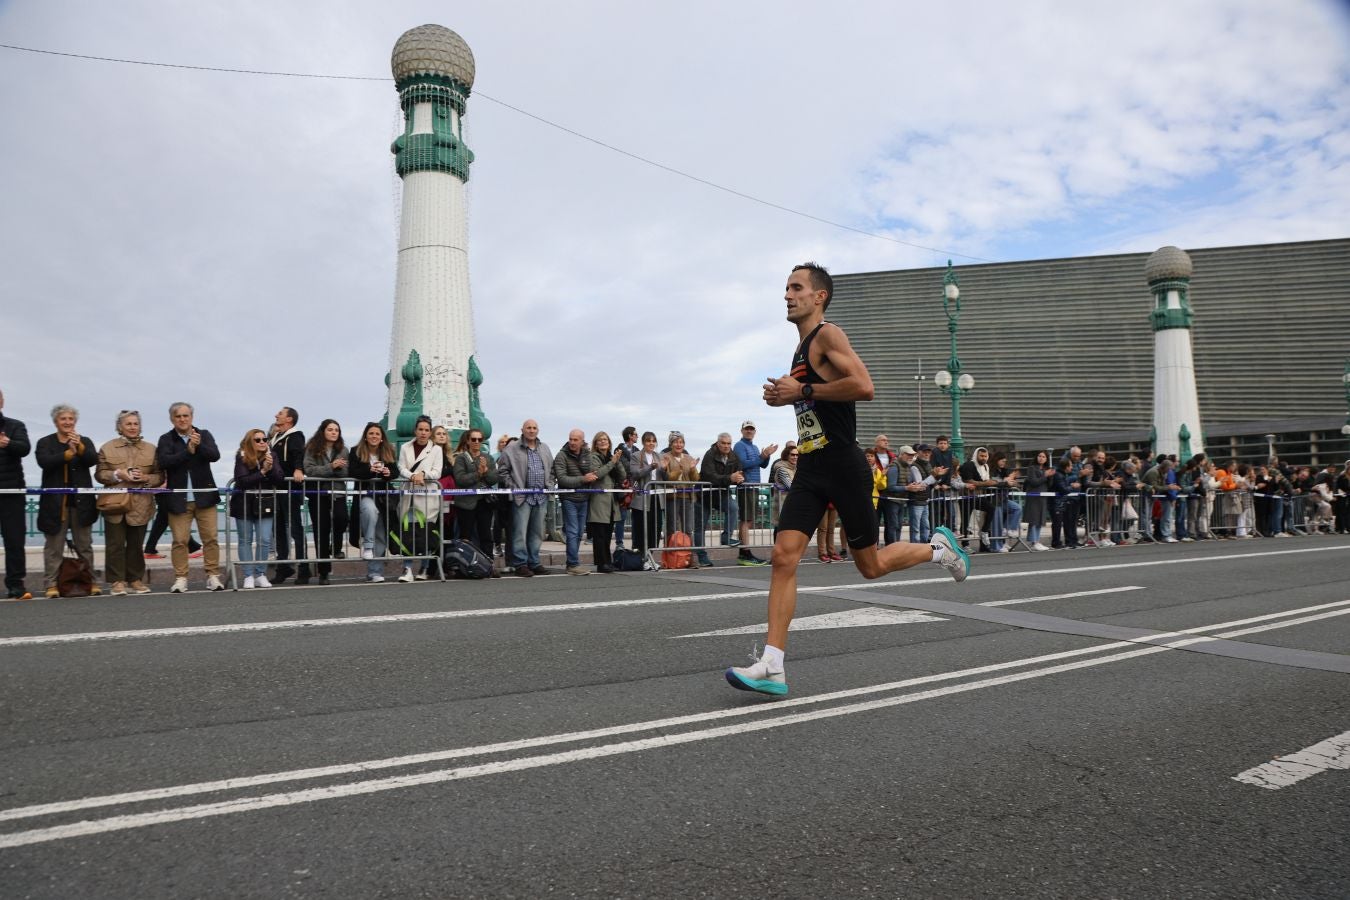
[229,429,286,588]
[451,427,500,575]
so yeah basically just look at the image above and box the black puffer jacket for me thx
[0,414,30,488]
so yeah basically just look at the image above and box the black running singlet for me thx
[791,322,856,455]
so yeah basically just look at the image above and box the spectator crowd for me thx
[2,387,1347,600]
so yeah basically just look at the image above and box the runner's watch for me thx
[800,383,814,399]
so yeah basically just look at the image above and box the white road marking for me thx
[1233,730,1350,790]
[1,544,1344,648]
[2,599,1347,847]
[676,586,1146,637]
[678,607,946,636]
[979,586,1146,608]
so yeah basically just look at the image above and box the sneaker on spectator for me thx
[725,657,788,696]
[1181,536,1195,542]
[415,572,430,581]
[129,581,151,594]
[368,574,385,583]
[696,552,713,568]
[8,590,33,600]
[361,547,375,560]
[398,567,414,583]
[1099,539,1116,547]
[206,575,225,592]
[110,582,127,596]
[738,552,769,566]
[1164,537,1178,543]
[242,576,255,590]
[255,575,272,588]
[44,587,59,599]
[170,578,188,593]
[566,565,591,576]
[1031,542,1049,552]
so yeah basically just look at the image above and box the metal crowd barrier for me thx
[223,476,444,588]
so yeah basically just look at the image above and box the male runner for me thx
[725,262,970,696]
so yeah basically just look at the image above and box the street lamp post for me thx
[1341,358,1350,437]
[934,261,974,462]
[913,359,929,441]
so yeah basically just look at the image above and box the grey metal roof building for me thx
[830,238,1350,464]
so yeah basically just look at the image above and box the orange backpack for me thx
[662,531,692,570]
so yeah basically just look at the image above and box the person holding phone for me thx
[96,410,162,594]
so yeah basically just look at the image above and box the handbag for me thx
[56,540,96,598]
[96,489,132,515]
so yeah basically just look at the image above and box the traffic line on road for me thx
[1232,730,1350,790]
[676,586,1148,637]
[2,599,1348,848]
[2,545,1345,649]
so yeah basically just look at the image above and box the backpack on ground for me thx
[614,547,646,572]
[661,531,692,570]
[443,539,494,580]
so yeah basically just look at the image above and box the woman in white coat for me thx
[395,415,444,582]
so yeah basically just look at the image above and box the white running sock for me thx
[930,544,945,563]
[762,644,785,671]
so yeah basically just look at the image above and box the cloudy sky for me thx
[1,0,1347,481]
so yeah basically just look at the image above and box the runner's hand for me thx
[762,376,799,407]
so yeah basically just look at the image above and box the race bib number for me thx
[795,400,829,454]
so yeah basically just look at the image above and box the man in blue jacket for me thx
[157,402,223,593]
[733,420,778,566]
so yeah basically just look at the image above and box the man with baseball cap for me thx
[732,420,777,565]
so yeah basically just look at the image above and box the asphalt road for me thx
[2,538,1348,899]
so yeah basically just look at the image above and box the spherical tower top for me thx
[391,24,475,89]
[1145,245,1193,283]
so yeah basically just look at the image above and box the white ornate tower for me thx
[384,24,490,445]
[1147,246,1204,459]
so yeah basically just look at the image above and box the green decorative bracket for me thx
[393,349,425,446]
[1178,423,1192,460]
[467,355,492,442]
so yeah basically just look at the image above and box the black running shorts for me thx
[775,442,878,550]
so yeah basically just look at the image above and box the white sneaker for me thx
[1032,542,1049,551]
[206,575,225,592]
[725,658,788,696]
[170,577,188,594]
[1099,539,1116,547]
[398,567,414,583]
[368,574,385,583]
[362,548,375,560]
[1164,537,1178,543]
[415,571,430,581]
[994,546,1009,553]
[242,576,255,590]
[255,575,272,588]
[930,526,970,583]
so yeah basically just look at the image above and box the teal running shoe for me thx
[931,525,971,582]
[725,659,788,696]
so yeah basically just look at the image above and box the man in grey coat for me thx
[497,419,555,576]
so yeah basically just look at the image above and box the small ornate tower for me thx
[1146,246,1204,460]
[384,24,491,445]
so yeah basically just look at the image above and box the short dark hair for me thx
[793,262,834,311]
[935,435,950,443]
[622,426,637,441]
[283,407,299,426]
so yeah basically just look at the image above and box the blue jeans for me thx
[1173,497,1189,539]
[1159,498,1176,539]
[723,491,738,543]
[359,496,388,576]
[882,496,905,545]
[561,499,587,567]
[908,503,930,543]
[992,499,1022,550]
[235,516,274,578]
[513,501,546,568]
